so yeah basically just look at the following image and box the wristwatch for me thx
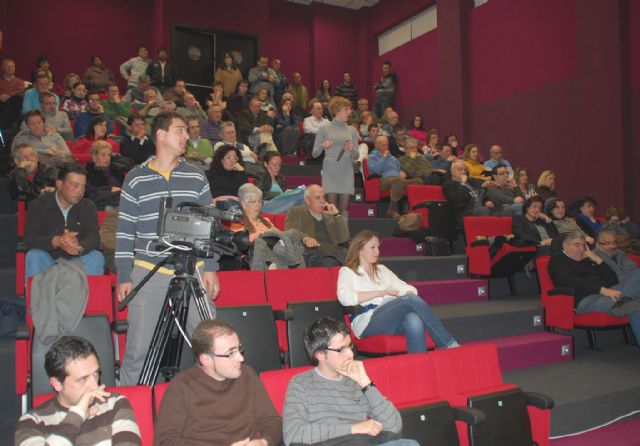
[361,382,376,393]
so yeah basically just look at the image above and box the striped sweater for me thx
[15,394,140,446]
[283,368,402,445]
[115,157,218,284]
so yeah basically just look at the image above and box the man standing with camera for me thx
[115,111,220,385]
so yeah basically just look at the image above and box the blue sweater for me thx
[367,150,401,177]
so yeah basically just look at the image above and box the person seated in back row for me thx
[15,336,141,445]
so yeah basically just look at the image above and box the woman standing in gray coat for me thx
[312,96,359,217]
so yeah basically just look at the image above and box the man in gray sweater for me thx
[282,317,417,446]
[594,229,639,282]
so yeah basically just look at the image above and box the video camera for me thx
[157,198,249,258]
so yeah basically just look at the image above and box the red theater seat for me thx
[215,270,267,307]
[536,256,631,350]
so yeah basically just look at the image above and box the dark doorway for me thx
[172,25,259,104]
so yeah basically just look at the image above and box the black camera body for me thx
[157,198,249,258]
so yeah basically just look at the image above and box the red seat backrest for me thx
[463,216,506,245]
[260,366,312,415]
[265,268,336,310]
[97,210,110,228]
[536,256,554,296]
[498,216,514,234]
[153,381,169,415]
[17,199,26,237]
[362,158,371,178]
[430,343,503,396]
[216,270,267,307]
[629,254,640,267]
[261,213,287,229]
[407,185,446,209]
[34,385,154,446]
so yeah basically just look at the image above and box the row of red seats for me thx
[32,343,554,446]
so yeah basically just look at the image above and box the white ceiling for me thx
[285,0,379,10]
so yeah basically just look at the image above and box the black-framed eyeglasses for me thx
[209,345,245,359]
[325,344,355,354]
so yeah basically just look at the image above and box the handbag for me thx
[424,236,451,256]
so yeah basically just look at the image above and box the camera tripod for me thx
[118,251,213,386]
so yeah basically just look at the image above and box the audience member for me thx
[120,115,155,164]
[545,197,594,245]
[431,143,456,173]
[315,79,332,111]
[207,144,248,199]
[514,166,537,199]
[12,110,72,166]
[115,112,219,385]
[256,86,276,117]
[407,114,427,144]
[22,71,59,114]
[227,79,251,118]
[253,151,304,214]
[14,336,141,445]
[176,92,207,121]
[285,185,350,267]
[20,92,72,141]
[301,99,329,158]
[74,91,113,140]
[200,104,224,145]
[72,116,120,164]
[463,143,486,180]
[61,81,89,119]
[373,61,397,118]
[214,121,258,167]
[535,170,557,202]
[486,164,524,215]
[338,230,459,352]
[602,206,640,254]
[483,144,513,175]
[248,55,278,97]
[381,110,399,137]
[162,79,187,107]
[185,118,213,161]
[511,196,557,251]
[154,319,282,445]
[334,72,358,109]
[119,45,150,90]
[24,164,104,279]
[102,84,132,123]
[368,136,421,218]
[9,143,57,202]
[145,47,177,92]
[358,111,375,138]
[422,129,439,159]
[124,74,163,106]
[274,98,300,155]
[286,72,309,112]
[399,137,441,185]
[352,97,369,122]
[443,159,494,230]
[388,123,409,158]
[30,55,54,84]
[237,97,275,151]
[446,132,462,157]
[235,183,278,244]
[283,316,418,446]
[576,196,601,240]
[594,229,639,282]
[85,140,126,210]
[215,52,243,97]
[83,55,115,92]
[549,232,640,341]
[61,73,81,101]
[312,96,358,216]
[0,58,28,128]
[206,80,229,111]
[271,58,288,106]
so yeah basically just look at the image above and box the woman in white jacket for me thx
[337,230,459,352]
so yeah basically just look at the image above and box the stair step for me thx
[413,279,488,305]
[348,203,378,219]
[281,155,305,165]
[382,255,468,282]
[280,164,322,177]
[467,332,573,372]
[285,176,322,188]
[380,237,423,257]
[349,218,398,238]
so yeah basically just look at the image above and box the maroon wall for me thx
[628,0,640,220]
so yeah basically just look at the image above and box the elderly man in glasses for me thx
[155,319,282,446]
[283,317,417,446]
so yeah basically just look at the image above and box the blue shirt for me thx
[367,150,402,178]
[22,89,60,114]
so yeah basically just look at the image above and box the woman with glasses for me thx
[337,230,459,353]
[254,151,305,214]
[207,145,248,200]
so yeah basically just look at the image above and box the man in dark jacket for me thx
[24,164,104,279]
[442,160,493,230]
[145,47,178,93]
[10,143,57,202]
[548,231,640,342]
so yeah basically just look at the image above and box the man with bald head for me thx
[176,92,207,121]
[285,185,350,267]
[483,144,513,176]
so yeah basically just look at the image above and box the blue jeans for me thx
[361,295,456,352]
[577,268,640,342]
[25,249,105,280]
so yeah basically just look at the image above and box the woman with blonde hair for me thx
[463,143,486,180]
[311,96,359,216]
[535,170,557,201]
[337,230,459,352]
[514,166,537,199]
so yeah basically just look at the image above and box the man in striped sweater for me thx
[115,111,220,385]
[15,336,140,445]
[282,317,418,446]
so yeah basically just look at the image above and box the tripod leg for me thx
[189,279,214,321]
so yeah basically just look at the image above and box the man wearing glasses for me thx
[283,317,418,446]
[485,164,524,216]
[155,320,282,446]
[593,229,639,282]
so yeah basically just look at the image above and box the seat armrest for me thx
[524,391,555,410]
[470,239,490,247]
[366,173,382,180]
[15,324,30,340]
[112,320,128,334]
[549,287,575,296]
[274,309,293,321]
[452,406,485,425]
[341,305,357,315]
